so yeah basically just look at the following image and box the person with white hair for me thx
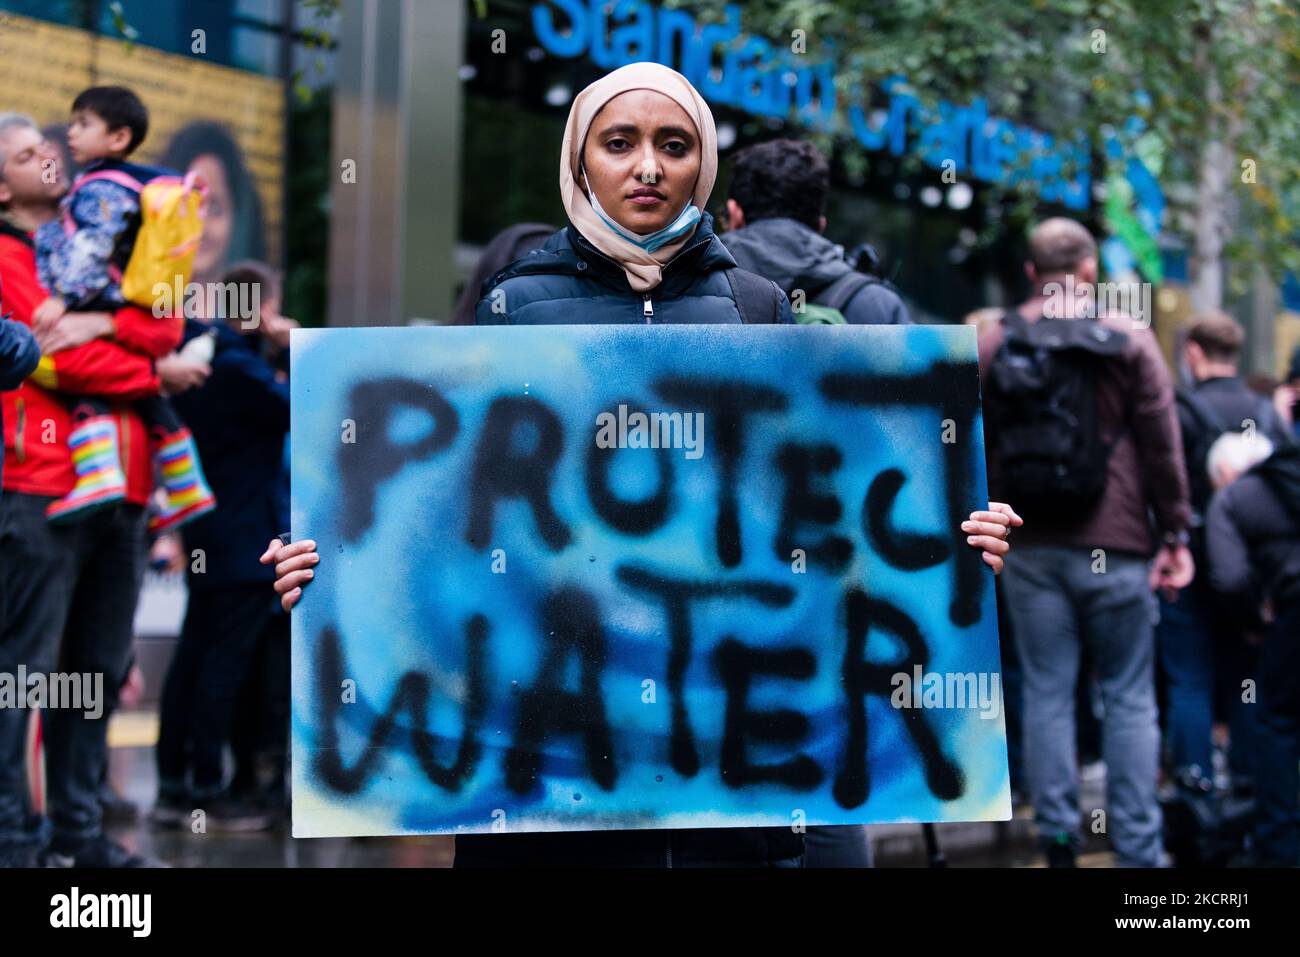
[1162,313,1292,791]
[1205,433,1300,866]
[1206,431,1274,493]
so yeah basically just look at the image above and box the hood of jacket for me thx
[720,216,853,296]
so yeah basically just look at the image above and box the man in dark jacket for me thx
[980,217,1192,868]
[1178,312,1291,517]
[719,138,910,326]
[720,137,897,868]
[1160,311,1290,786]
[155,263,292,828]
[1205,435,1300,865]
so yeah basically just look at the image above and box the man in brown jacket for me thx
[980,218,1192,867]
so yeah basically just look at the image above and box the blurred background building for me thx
[5,0,1296,374]
[334,0,1300,378]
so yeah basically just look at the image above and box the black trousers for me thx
[155,583,282,796]
[1255,597,1300,864]
[230,600,290,795]
[0,493,145,848]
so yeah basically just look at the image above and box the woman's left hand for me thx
[961,502,1023,575]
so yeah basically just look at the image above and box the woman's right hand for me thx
[261,537,318,612]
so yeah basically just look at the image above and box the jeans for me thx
[1156,586,1215,776]
[1255,598,1300,865]
[0,494,145,851]
[156,584,283,796]
[1217,632,1259,779]
[1000,544,1163,867]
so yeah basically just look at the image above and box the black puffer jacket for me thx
[1207,467,1300,611]
[476,212,792,327]
[463,212,801,867]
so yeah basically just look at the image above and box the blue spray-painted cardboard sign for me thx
[290,324,1009,838]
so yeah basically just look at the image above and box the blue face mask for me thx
[583,165,701,253]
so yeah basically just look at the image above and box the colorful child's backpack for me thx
[66,169,207,309]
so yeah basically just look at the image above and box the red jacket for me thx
[0,224,182,504]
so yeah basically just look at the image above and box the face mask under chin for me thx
[580,163,701,253]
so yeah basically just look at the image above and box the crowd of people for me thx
[1,60,1297,870]
[0,86,291,868]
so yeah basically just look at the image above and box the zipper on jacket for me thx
[658,231,713,276]
[642,292,654,321]
[666,831,673,868]
[13,396,25,463]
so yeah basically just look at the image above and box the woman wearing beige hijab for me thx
[266,61,1020,868]
[473,60,792,326]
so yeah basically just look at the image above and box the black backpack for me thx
[1178,386,1279,519]
[1160,767,1256,868]
[985,311,1130,522]
[724,266,786,324]
[809,270,881,322]
[1252,443,1300,526]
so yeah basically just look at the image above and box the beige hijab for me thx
[560,61,718,293]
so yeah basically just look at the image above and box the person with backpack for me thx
[979,217,1192,867]
[1204,432,1300,866]
[1160,312,1291,792]
[264,61,1018,868]
[719,138,911,326]
[721,138,908,865]
[719,139,909,866]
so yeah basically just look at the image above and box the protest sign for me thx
[290,324,1009,837]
